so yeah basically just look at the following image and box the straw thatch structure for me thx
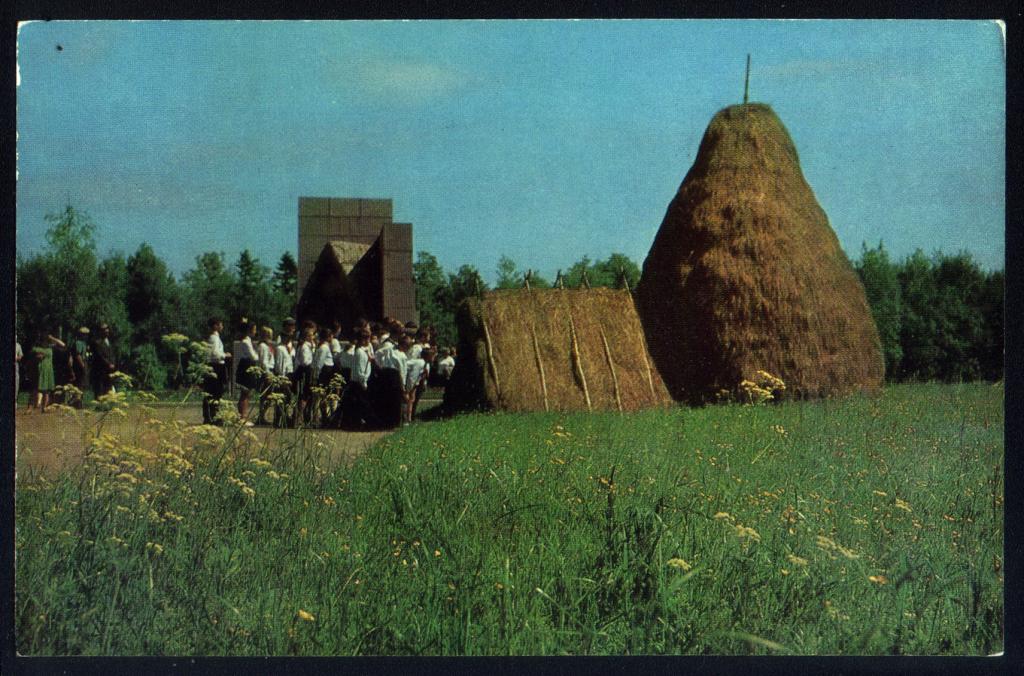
[444,288,672,413]
[635,103,884,402]
[295,241,374,329]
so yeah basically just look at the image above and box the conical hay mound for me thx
[443,288,672,413]
[636,103,884,402]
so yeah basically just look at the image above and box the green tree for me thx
[414,251,456,345]
[233,250,286,332]
[94,253,132,363]
[897,249,940,381]
[495,255,523,289]
[273,251,298,297]
[855,241,903,380]
[16,205,102,340]
[180,252,236,339]
[976,269,1004,381]
[449,265,488,308]
[126,243,180,345]
[931,252,986,381]
[563,253,640,289]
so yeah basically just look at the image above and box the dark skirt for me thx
[236,357,260,391]
[340,382,375,430]
[371,367,405,429]
[317,364,337,388]
[292,364,313,400]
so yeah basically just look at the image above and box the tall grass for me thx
[15,383,1003,655]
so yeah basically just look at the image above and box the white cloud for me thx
[352,60,465,103]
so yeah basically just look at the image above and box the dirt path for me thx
[14,403,391,478]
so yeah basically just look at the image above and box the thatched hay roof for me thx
[328,241,371,275]
[635,103,884,402]
[444,288,672,413]
[295,242,368,329]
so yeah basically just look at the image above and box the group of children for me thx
[202,316,457,430]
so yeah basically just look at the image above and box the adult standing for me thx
[15,337,23,408]
[29,332,65,413]
[69,326,91,408]
[90,322,116,399]
[202,317,231,425]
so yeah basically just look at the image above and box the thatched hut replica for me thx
[635,103,884,402]
[444,288,672,413]
[295,241,375,330]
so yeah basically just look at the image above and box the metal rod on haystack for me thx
[581,269,591,290]
[743,53,751,104]
[600,327,623,412]
[524,269,532,291]
[555,270,564,289]
[531,323,549,412]
[568,313,592,411]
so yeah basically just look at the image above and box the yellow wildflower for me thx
[786,554,809,566]
[667,558,692,571]
[713,512,733,521]
[868,575,888,585]
[734,525,761,542]
[296,609,315,622]
[894,498,912,512]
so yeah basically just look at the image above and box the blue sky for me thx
[16,20,1005,282]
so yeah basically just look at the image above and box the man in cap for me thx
[90,322,116,398]
[69,326,91,408]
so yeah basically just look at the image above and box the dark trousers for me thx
[341,381,376,430]
[371,367,404,429]
[202,363,227,424]
[92,368,113,399]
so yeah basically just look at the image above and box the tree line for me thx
[16,206,297,390]
[854,242,1003,383]
[16,206,1002,391]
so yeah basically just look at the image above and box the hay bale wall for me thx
[635,103,884,402]
[444,288,672,413]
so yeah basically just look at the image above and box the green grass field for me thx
[14,382,1003,655]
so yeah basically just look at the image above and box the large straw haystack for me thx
[444,288,672,413]
[636,103,884,402]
